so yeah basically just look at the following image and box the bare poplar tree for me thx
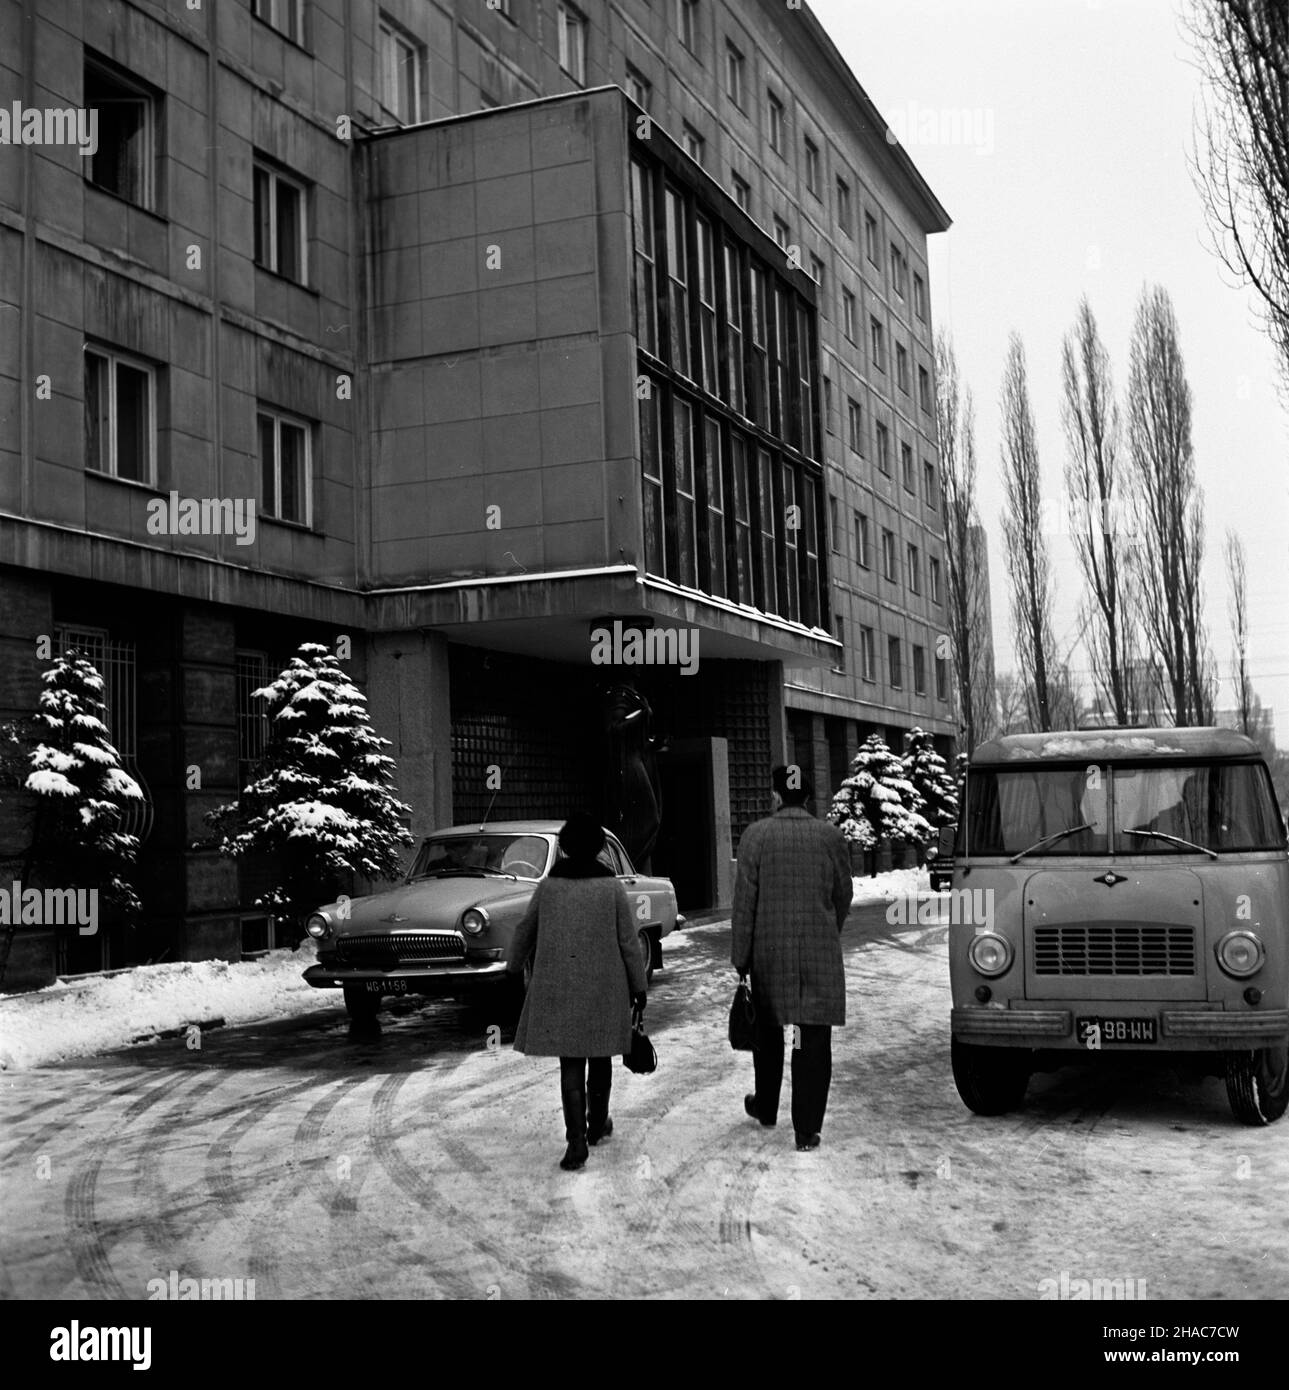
[1061,297,1138,723]
[935,332,996,752]
[1189,0,1289,395]
[1224,527,1254,734]
[999,333,1056,731]
[1125,285,1216,726]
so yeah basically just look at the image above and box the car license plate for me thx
[363,979,409,995]
[1076,1016,1156,1045]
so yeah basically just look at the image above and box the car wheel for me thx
[950,1037,1031,1115]
[638,929,655,987]
[1225,1045,1289,1125]
[343,984,381,1021]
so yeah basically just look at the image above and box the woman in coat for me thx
[507,812,649,1170]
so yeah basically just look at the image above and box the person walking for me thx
[731,766,854,1151]
[507,812,649,1170]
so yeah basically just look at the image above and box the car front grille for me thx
[1033,924,1195,977]
[334,931,467,967]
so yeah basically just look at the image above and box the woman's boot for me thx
[559,1061,588,1170]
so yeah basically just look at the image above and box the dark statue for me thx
[601,683,663,872]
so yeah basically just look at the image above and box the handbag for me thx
[623,1002,657,1074]
[728,977,756,1051]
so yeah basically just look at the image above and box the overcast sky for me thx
[811,0,1289,736]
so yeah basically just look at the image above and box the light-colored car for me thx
[303,821,684,1020]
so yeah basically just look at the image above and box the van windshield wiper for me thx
[1008,823,1095,863]
[1122,829,1218,859]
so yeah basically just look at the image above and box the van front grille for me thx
[1033,924,1195,977]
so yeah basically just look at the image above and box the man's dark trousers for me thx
[751,1009,832,1135]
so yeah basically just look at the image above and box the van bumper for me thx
[952,1006,1289,1048]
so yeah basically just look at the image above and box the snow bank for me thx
[0,941,332,1072]
[851,866,930,907]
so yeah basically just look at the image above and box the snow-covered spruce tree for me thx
[903,728,959,829]
[206,642,413,931]
[828,734,933,872]
[24,652,143,915]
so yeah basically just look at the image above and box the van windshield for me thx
[967,761,1284,856]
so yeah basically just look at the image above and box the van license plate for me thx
[1076,1017,1156,1045]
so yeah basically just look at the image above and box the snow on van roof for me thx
[970,726,1261,765]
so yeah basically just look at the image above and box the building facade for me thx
[0,0,950,986]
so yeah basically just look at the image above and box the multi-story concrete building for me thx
[0,0,951,985]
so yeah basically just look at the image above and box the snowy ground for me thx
[0,870,927,1073]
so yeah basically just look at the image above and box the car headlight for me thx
[306,913,330,939]
[1216,930,1264,979]
[461,907,489,936]
[967,931,1013,977]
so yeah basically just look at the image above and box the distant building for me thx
[0,0,950,985]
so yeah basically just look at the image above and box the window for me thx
[254,161,307,283]
[804,138,820,196]
[673,399,698,588]
[797,302,818,459]
[84,57,156,209]
[847,397,862,452]
[696,215,717,391]
[252,0,303,43]
[756,447,778,612]
[626,65,652,111]
[833,616,845,672]
[730,433,754,602]
[935,655,948,700]
[731,172,751,211]
[85,345,155,484]
[236,649,272,786]
[809,253,825,289]
[888,636,903,689]
[896,343,909,393]
[829,494,841,552]
[890,242,907,298]
[703,417,727,598]
[767,92,784,155]
[913,644,926,694]
[860,626,876,682]
[929,554,942,603]
[918,365,931,413]
[257,407,311,525]
[923,458,936,507]
[749,265,770,427]
[630,161,657,354]
[664,186,690,377]
[639,383,665,574]
[723,242,745,415]
[854,510,870,568]
[881,527,896,580]
[557,3,587,83]
[725,40,745,107]
[842,289,856,342]
[683,123,706,166]
[836,177,852,237]
[780,461,800,619]
[907,542,920,592]
[901,442,914,491]
[678,0,699,56]
[822,375,833,433]
[379,17,426,124]
[913,272,926,321]
[870,316,886,372]
[864,211,878,265]
[875,420,890,473]
[773,216,790,250]
[772,284,793,444]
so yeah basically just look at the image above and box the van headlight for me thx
[306,913,330,939]
[1216,931,1264,979]
[968,932,1013,977]
[461,907,489,936]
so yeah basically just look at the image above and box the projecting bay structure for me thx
[0,0,953,984]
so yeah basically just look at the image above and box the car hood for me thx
[327,875,537,937]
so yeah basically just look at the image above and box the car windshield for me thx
[407,833,551,880]
[967,761,1284,856]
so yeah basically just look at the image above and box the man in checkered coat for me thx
[731,765,854,1150]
